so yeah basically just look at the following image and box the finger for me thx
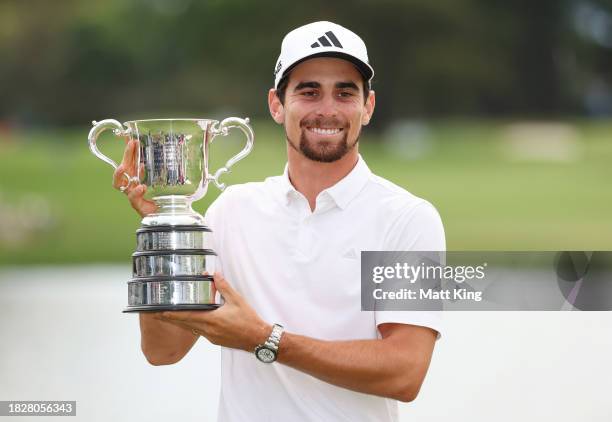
[161,310,212,324]
[112,164,127,190]
[200,271,219,299]
[124,182,143,203]
[162,317,198,332]
[113,141,139,191]
[127,139,139,170]
[127,185,158,217]
[122,139,138,169]
[126,184,144,202]
[160,311,192,322]
[213,273,236,301]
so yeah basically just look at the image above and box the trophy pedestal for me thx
[141,196,207,227]
[124,225,220,313]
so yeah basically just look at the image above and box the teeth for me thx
[309,127,341,135]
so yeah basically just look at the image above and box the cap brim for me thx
[277,51,374,88]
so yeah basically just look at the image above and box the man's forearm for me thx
[276,328,435,402]
[139,313,198,365]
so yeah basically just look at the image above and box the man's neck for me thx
[286,146,359,211]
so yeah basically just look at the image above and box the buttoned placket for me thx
[286,190,337,261]
[280,156,370,261]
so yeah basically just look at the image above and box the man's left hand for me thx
[159,273,271,352]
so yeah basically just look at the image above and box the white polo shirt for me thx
[204,154,445,422]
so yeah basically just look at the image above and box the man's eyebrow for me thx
[335,81,359,90]
[294,81,320,91]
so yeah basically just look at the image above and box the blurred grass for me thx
[0,119,610,265]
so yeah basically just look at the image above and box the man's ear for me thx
[268,89,285,125]
[361,90,375,126]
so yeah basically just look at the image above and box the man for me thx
[115,21,445,422]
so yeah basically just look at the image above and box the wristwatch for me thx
[254,323,284,363]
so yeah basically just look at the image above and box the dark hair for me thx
[275,73,371,105]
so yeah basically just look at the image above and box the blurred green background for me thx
[1,0,611,265]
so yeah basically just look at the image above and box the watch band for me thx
[266,324,284,352]
[254,323,284,363]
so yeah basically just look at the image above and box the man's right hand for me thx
[113,139,157,218]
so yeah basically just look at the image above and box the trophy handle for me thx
[208,117,255,191]
[88,119,138,192]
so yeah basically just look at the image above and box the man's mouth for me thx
[306,127,344,136]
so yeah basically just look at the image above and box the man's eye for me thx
[302,91,317,97]
[338,91,354,97]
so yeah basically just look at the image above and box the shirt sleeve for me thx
[374,200,446,340]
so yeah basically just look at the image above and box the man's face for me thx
[269,57,375,163]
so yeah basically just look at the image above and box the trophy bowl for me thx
[88,117,254,226]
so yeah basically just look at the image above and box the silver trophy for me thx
[88,118,254,312]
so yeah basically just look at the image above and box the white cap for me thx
[273,21,374,89]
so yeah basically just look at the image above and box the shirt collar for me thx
[279,154,371,210]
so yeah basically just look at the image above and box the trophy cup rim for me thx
[123,118,219,125]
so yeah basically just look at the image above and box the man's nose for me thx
[315,94,338,117]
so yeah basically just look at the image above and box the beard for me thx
[286,117,360,163]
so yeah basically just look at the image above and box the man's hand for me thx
[160,273,271,352]
[113,138,157,218]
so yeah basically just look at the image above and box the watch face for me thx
[256,347,276,363]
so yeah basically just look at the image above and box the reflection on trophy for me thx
[88,118,254,312]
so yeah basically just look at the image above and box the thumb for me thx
[128,185,157,217]
[213,272,236,301]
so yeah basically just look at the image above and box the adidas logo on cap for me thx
[274,21,374,89]
[310,31,343,48]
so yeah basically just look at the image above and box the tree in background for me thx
[0,0,610,127]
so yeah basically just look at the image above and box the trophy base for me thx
[123,303,221,313]
[127,276,219,310]
[136,225,212,251]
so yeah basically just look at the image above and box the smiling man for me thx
[117,21,445,422]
